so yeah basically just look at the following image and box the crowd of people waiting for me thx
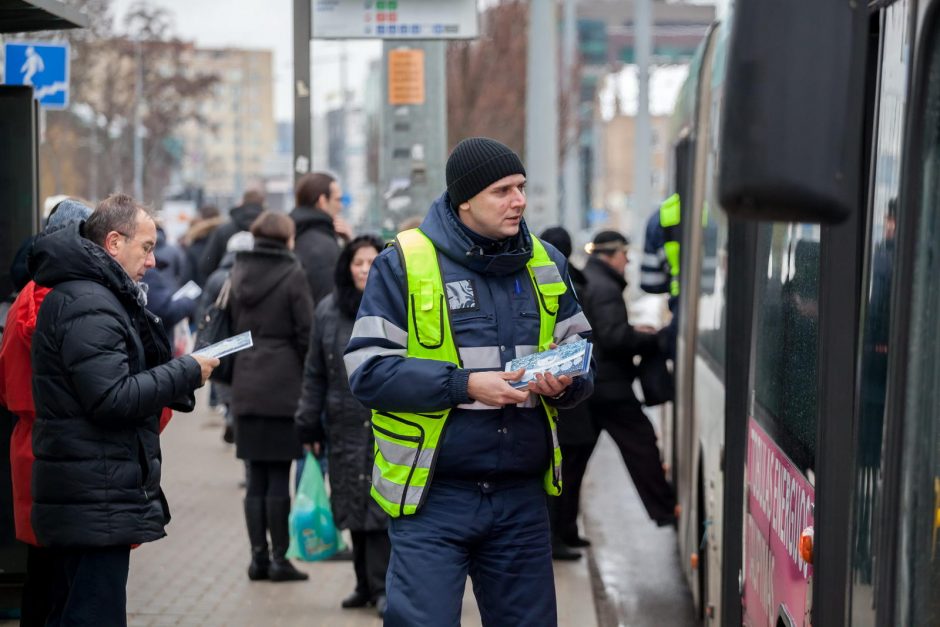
[0,137,677,626]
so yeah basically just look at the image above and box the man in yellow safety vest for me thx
[345,137,594,626]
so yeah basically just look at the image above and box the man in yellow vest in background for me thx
[345,137,594,626]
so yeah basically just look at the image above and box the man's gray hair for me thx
[84,193,155,247]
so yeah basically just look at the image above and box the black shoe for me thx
[341,590,372,609]
[375,594,388,618]
[552,542,583,561]
[222,424,235,444]
[562,535,591,548]
[268,558,309,582]
[247,549,269,581]
[655,515,678,528]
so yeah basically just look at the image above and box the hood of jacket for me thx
[230,202,265,231]
[290,205,336,239]
[28,221,144,308]
[183,216,224,244]
[230,239,298,307]
[417,192,533,276]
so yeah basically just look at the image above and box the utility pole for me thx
[633,0,653,240]
[133,37,144,201]
[525,0,559,232]
[562,0,581,236]
[293,0,312,183]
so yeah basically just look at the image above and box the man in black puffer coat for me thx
[29,193,218,626]
[290,172,352,307]
[580,230,677,527]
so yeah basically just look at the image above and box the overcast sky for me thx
[111,0,381,122]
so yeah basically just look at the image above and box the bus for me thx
[665,0,940,624]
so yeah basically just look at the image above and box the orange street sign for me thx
[388,48,425,105]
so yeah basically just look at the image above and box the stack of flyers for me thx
[192,331,254,359]
[504,339,593,389]
[171,280,203,301]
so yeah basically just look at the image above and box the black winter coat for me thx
[295,294,387,531]
[289,206,341,307]
[556,264,597,446]
[230,239,313,461]
[580,256,659,404]
[197,202,264,282]
[28,222,202,547]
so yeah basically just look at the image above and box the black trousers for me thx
[46,545,131,627]
[554,442,597,542]
[590,399,676,522]
[350,529,391,600]
[19,545,55,627]
[245,460,291,498]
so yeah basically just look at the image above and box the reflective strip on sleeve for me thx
[641,270,669,285]
[344,345,408,376]
[352,315,407,346]
[552,311,591,342]
[457,399,502,410]
[458,346,502,369]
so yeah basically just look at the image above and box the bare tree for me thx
[446,0,582,163]
[446,0,528,157]
[33,0,216,206]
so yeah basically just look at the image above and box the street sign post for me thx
[3,41,70,109]
[313,0,478,39]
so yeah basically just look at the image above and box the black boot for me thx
[266,497,309,582]
[244,497,269,580]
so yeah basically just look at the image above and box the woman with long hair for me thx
[295,235,389,616]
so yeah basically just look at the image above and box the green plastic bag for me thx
[287,452,346,561]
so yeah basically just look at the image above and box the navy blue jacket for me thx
[345,193,593,483]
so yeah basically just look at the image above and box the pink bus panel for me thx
[743,418,815,626]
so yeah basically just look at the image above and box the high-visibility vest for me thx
[370,228,566,518]
[660,193,681,297]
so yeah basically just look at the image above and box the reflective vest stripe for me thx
[369,228,565,518]
[660,193,682,297]
[552,311,591,343]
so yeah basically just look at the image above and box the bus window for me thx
[696,203,727,371]
[751,222,820,474]
[851,2,909,622]
[895,15,940,625]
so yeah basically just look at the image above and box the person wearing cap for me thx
[580,230,677,527]
[538,226,597,560]
[345,137,594,626]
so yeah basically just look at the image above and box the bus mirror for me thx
[718,0,868,223]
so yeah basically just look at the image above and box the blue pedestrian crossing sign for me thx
[4,42,70,109]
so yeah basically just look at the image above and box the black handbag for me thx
[194,277,235,384]
[637,350,674,407]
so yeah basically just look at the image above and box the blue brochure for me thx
[504,338,593,389]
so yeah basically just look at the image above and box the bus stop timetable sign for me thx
[313,0,479,40]
[3,42,70,109]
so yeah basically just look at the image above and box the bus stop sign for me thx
[3,42,70,109]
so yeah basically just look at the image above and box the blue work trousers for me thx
[384,479,556,627]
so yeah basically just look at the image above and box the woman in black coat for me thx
[295,235,389,616]
[230,211,314,583]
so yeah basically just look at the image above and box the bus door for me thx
[742,223,819,627]
[874,1,940,623]
[846,2,911,625]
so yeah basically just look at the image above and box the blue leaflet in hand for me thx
[504,339,592,389]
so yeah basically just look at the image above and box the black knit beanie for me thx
[446,137,526,208]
